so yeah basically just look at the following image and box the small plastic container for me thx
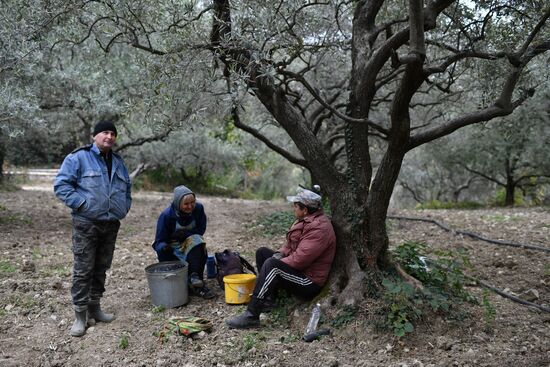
[305,303,321,335]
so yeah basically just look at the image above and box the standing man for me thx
[54,120,132,337]
[226,188,336,329]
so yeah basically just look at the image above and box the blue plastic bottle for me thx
[206,255,217,279]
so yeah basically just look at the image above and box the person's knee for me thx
[262,257,282,271]
[256,246,270,255]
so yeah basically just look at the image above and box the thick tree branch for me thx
[457,163,506,187]
[408,105,510,149]
[115,128,173,152]
[279,70,388,135]
[424,51,506,76]
[230,107,308,168]
[398,180,425,204]
[211,0,345,190]
[131,42,166,55]
[518,7,550,57]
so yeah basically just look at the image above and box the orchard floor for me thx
[0,186,549,367]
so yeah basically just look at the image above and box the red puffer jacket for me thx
[278,210,336,286]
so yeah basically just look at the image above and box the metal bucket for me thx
[144,261,188,308]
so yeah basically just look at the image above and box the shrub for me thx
[489,187,525,207]
[252,211,295,237]
[380,241,477,337]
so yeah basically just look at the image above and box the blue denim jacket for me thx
[54,143,132,221]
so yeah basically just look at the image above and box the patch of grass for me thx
[0,260,17,274]
[482,214,520,223]
[41,264,70,277]
[242,333,258,351]
[481,290,496,332]
[0,208,32,225]
[4,293,39,311]
[330,305,357,328]
[118,333,130,349]
[252,211,294,237]
[416,200,483,210]
[268,290,297,325]
[152,305,166,314]
[279,332,300,343]
[544,264,550,277]
[0,205,19,225]
[0,181,20,192]
[32,247,42,260]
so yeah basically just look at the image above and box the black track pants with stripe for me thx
[248,247,321,315]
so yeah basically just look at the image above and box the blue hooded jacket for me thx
[152,185,207,253]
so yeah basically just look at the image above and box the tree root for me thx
[388,215,550,253]
[394,262,424,290]
[473,277,550,313]
[327,270,366,307]
[424,258,550,313]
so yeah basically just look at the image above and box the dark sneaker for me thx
[192,286,215,299]
[189,273,204,288]
[226,310,260,329]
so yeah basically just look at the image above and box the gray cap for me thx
[286,188,322,209]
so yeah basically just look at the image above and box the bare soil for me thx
[1,186,549,367]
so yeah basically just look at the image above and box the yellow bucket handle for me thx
[225,283,253,296]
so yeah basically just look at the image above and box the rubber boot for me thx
[70,310,88,337]
[225,310,260,329]
[88,302,116,323]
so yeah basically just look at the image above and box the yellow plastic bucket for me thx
[223,274,257,304]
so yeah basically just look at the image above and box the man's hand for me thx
[272,252,283,260]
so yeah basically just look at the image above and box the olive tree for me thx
[206,0,550,303]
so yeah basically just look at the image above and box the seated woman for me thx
[152,185,214,299]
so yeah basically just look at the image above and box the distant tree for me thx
[397,143,484,206]
[444,85,550,206]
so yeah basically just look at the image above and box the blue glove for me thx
[154,242,172,253]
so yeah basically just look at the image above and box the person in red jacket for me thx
[226,188,336,329]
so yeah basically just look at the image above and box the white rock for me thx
[523,289,539,301]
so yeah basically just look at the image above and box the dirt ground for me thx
[0,185,549,367]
